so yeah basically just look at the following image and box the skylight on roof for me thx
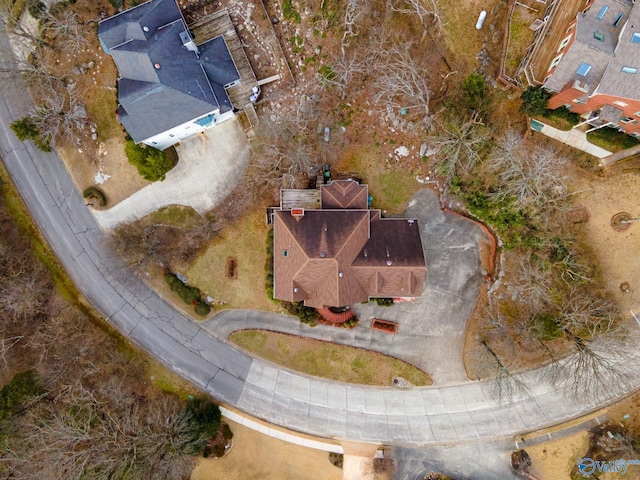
[632,32,640,44]
[596,5,609,19]
[576,63,592,76]
[622,66,638,74]
[613,13,624,27]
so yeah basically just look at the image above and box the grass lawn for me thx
[186,208,279,312]
[536,108,581,131]
[229,330,432,386]
[587,127,640,153]
[337,146,422,214]
[85,87,122,141]
[147,205,201,229]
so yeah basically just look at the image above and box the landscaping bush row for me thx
[164,272,211,317]
[265,228,274,299]
[282,301,320,324]
[374,297,394,307]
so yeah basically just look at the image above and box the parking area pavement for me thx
[92,118,250,231]
[205,189,490,386]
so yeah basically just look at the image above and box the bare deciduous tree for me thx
[371,34,434,128]
[341,0,362,55]
[248,110,317,194]
[10,386,198,480]
[386,0,444,36]
[509,254,554,311]
[318,50,367,99]
[30,85,88,145]
[431,112,490,180]
[42,9,92,54]
[0,241,50,321]
[0,0,50,50]
[484,129,568,208]
[559,288,620,339]
[0,48,65,90]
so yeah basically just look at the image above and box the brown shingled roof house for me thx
[272,180,426,309]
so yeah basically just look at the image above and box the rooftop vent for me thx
[154,63,161,70]
[338,272,344,278]
[320,252,326,258]
[386,260,393,266]
[294,287,299,293]
[143,26,150,32]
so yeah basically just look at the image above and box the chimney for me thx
[180,30,199,55]
[291,208,305,219]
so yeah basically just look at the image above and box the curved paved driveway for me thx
[1,28,639,447]
[92,119,250,231]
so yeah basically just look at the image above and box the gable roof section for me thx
[99,0,239,143]
[596,3,640,99]
[98,0,180,52]
[320,180,368,209]
[351,216,426,298]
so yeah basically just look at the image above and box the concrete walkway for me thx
[530,119,612,158]
[203,190,490,386]
[599,143,640,167]
[92,119,250,231]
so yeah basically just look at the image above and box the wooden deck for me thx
[189,9,259,114]
[525,0,586,85]
[280,190,321,210]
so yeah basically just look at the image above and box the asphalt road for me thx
[1,26,640,453]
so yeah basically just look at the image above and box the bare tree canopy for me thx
[41,8,91,54]
[29,85,88,145]
[248,98,318,193]
[386,0,444,35]
[371,34,434,128]
[431,112,491,180]
[484,129,568,208]
[6,385,199,480]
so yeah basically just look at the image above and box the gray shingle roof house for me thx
[98,0,241,149]
[545,0,640,136]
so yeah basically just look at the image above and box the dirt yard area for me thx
[571,172,640,314]
[526,430,589,479]
[190,418,343,480]
[439,0,505,74]
[229,329,432,386]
